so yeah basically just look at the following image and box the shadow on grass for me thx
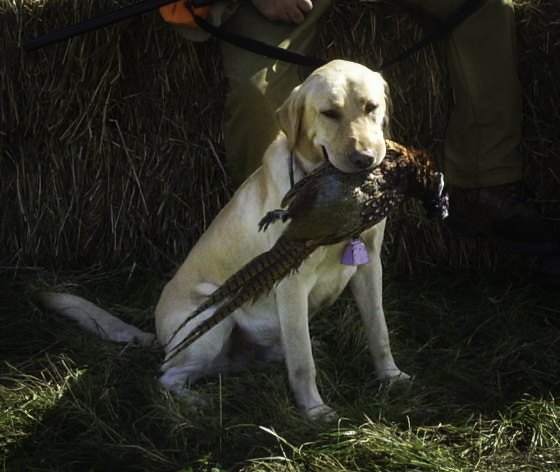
[1,263,559,471]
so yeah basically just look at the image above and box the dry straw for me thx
[1,0,559,272]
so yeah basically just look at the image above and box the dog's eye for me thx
[365,102,378,114]
[321,109,341,120]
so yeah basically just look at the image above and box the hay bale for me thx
[1,0,231,269]
[1,0,558,272]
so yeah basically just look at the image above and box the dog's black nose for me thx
[349,151,374,169]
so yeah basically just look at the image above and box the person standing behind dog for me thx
[168,0,559,277]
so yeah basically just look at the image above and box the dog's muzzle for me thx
[322,147,377,172]
[349,150,375,170]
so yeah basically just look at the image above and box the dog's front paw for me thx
[378,369,411,385]
[304,404,339,422]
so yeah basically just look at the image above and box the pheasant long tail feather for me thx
[165,237,314,360]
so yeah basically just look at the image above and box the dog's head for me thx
[277,60,390,174]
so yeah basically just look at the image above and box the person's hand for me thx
[251,0,313,24]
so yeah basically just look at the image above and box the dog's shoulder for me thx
[260,134,293,192]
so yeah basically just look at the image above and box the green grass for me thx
[1,263,560,471]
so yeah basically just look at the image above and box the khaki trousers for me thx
[219,0,523,188]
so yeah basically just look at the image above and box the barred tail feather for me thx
[165,238,313,360]
[204,238,309,311]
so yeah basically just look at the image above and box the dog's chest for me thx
[304,243,358,314]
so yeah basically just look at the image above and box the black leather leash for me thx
[23,0,179,51]
[25,0,484,72]
[187,0,485,72]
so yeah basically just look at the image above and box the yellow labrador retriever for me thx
[40,60,408,421]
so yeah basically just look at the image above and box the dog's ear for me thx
[382,79,392,138]
[276,83,305,149]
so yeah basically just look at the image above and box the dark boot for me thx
[447,183,559,256]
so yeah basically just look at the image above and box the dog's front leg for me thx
[349,241,410,383]
[275,281,338,421]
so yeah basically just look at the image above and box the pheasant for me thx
[164,139,448,360]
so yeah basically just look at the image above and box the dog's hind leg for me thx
[159,314,237,406]
[158,365,214,407]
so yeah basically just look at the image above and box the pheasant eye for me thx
[321,109,341,120]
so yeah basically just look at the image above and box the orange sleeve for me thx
[159,1,212,26]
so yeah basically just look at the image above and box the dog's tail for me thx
[164,237,314,360]
[36,291,155,346]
